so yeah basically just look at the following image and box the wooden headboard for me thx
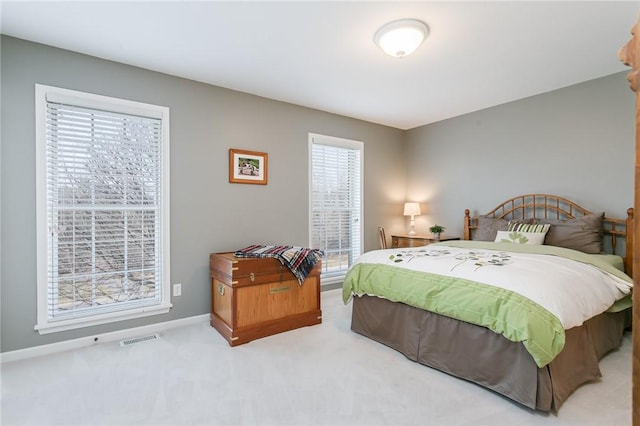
[463,194,634,276]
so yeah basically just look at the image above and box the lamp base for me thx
[408,217,417,236]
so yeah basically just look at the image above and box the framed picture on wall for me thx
[229,148,268,185]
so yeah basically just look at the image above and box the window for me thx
[35,85,171,334]
[309,133,363,284]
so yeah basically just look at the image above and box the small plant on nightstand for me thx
[429,224,445,240]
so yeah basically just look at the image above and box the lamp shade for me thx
[403,202,421,216]
[374,19,429,58]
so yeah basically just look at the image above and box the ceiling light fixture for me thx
[374,19,429,58]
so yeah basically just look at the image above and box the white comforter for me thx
[353,241,632,330]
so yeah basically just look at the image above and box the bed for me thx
[343,194,634,411]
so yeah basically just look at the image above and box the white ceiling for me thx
[1,1,638,130]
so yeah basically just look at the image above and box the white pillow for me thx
[495,230,546,245]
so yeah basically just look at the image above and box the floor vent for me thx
[120,334,160,347]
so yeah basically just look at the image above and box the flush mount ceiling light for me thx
[374,19,429,58]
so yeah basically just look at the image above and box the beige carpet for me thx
[1,289,631,425]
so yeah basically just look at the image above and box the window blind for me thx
[45,101,164,321]
[310,137,362,278]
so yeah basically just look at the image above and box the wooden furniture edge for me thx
[618,21,639,426]
[210,310,322,346]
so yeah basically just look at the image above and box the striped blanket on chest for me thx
[234,245,324,284]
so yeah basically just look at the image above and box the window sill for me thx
[35,303,173,335]
[320,274,345,287]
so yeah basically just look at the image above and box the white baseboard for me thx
[1,313,210,364]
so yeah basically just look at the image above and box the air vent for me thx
[119,333,159,347]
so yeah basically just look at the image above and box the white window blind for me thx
[35,85,171,333]
[309,134,363,282]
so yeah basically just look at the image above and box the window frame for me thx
[35,84,172,334]
[308,133,364,285]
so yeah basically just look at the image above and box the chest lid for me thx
[210,252,304,286]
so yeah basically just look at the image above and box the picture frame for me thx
[229,148,268,185]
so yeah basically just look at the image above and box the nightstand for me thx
[391,235,460,248]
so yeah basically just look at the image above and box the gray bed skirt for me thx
[351,294,627,411]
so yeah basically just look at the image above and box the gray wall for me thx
[0,36,406,352]
[2,35,635,353]
[404,73,635,239]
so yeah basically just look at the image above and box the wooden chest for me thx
[209,252,322,346]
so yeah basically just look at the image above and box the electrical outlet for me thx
[173,283,182,297]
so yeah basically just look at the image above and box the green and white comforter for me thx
[342,240,632,367]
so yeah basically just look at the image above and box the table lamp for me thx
[403,202,421,236]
